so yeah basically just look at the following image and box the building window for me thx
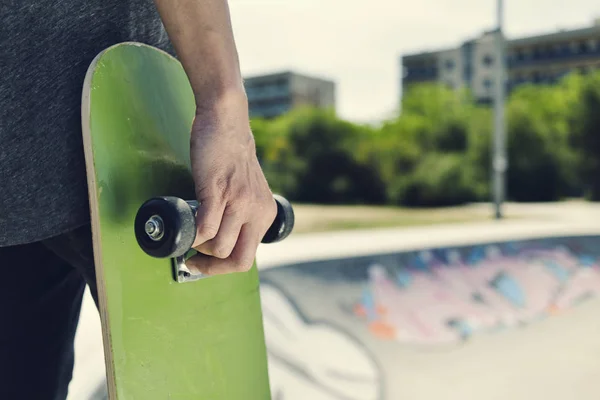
[553,44,562,55]
[516,49,524,61]
[483,78,493,90]
[554,43,569,56]
[482,54,494,67]
[542,45,553,57]
[570,41,580,54]
[445,60,455,70]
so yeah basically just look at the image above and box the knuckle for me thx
[213,175,230,197]
[237,261,254,272]
[266,198,277,221]
[237,186,252,201]
[234,254,254,272]
[202,179,228,203]
[224,201,245,217]
[256,197,277,229]
[227,193,251,214]
[212,243,233,259]
[197,223,219,240]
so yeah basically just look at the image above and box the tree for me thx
[401,83,473,152]
[570,71,600,200]
[254,107,386,204]
[505,79,581,201]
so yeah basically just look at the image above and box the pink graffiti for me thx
[354,244,600,344]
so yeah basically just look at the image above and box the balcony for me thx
[403,66,439,82]
[245,84,290,102]
[508,43,600,69]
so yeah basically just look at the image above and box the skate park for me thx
[69,202,600,400]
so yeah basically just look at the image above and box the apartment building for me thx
[401,19,600,102]
[244,71,336,119]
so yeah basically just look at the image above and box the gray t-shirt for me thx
[0,1,174,246]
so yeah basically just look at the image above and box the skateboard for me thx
[81,42,294,399]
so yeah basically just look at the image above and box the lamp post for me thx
[492,0,507,219]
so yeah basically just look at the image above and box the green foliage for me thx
[570,73,600,200]
[393,153,478,207]
[252,70,600,207]
[254,107,386,204]
[505,82,580,201]
[465,106,493,200]
[401,84,473,152]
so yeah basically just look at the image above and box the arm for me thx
[155,0,277,275]
[154,0,244,107]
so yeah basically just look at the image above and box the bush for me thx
[571,73,600,200]
[506,82,581,201]
[391,153,478,207]
[254,107,387,204]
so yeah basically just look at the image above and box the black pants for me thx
[0,224,99,400]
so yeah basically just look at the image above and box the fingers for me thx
[194,204,244,259]
[186,223,262,276]
[192,197,225,248]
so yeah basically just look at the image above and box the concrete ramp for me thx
[70,216,600,399]
[258,234,600,400]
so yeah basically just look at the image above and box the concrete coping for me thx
[256,219,600,269]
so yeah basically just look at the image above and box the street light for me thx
[492,0,507,219]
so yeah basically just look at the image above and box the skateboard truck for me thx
[134,194,295,283]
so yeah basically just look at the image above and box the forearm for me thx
[154,0,245,110]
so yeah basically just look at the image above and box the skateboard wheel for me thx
[134,196,196,259]
[262,194,295,244]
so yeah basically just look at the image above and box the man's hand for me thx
[186,94,277,276]
[154,0,277,274]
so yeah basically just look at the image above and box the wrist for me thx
[191,85,254,150]
[194,84,248,118]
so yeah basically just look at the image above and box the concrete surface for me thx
[68,288,106,400]
[68,202,600,399]
[258,235,600,399]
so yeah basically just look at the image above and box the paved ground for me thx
[285,199,600,233]
[67,201,600,399]
[68,288,106,400]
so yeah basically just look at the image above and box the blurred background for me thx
[70,1,600,399]
[237,0,600,217]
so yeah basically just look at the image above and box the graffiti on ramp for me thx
[354,241,600,344]
[259,235,600,399]
[260,283,383,400]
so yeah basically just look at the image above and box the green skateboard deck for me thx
[81,42,287,399]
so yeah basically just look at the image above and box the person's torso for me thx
[0,0,175,246]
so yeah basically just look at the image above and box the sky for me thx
[227,0,600,123]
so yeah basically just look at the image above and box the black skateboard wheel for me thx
[262,194,295,244]
[134,196,197,259]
